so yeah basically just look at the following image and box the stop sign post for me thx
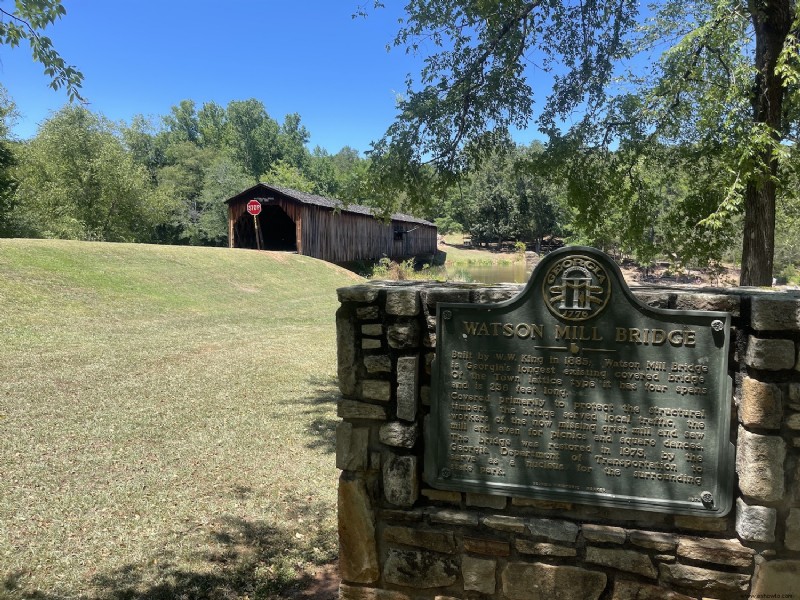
[246,200,263,250]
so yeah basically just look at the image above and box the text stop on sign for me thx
[247,200,262,216]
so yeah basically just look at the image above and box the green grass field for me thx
[438,234,524,266]
[0,240,362,599]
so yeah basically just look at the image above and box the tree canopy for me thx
[1,98,376,247]
[368,0,800,285]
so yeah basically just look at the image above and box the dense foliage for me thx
[368,0,800,285]
[0,96,375,246]
[3,88,800,281]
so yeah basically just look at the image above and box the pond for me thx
[447,260,532,284]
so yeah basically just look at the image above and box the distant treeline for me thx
[2,92,800,281]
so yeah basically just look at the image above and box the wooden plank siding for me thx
[225,183,437,263]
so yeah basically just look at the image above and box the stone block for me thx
[789,382,800,409]
[383,549,458,588]
[673,515,729,532]
[462,556,496,594]
[674,292,740,315]
[362,338,382,350]
[396,356,419,421]
[511,497,573,510]
[420,287,471,313]
[610,579,695,600]
[739,376,783,429]
[387,321,420,349]
[676,537,755,568]
[420,488,461,504]
[379,508,425,523]
[751,560,800,596]
[338,474,379,583]
[427,508,480,527]
[482,515,526,533]
[465,493,506,509]
[356,306,379,320]
[527,517,580,543]
[736,497,777,543]
[337,308,357,396]
[736,426,786,502]
[423,330,436,348]
[632,290,673,308]
[339,584,414,600]
[745,336,795,370]
[785,508,800,551]
[361,323,383,336]
[471,287,521,304]
[658,563,750,593]
[379,421,419,448]
[336,422,369,471]
[787,412,800,430]
[501,562,606,600]
[462,536,510,556]
[627,530,677,552]
[751,295,800,331]
[383,454,418,507]
[424,352,434,375]
[361,380,391,402]
[363,355,391,374]
[383,525,457,554]
[516,540,577,557]
[338,285,380,303]
[338,400,387,421]
[420,385,430,406]
[582,524,626,544]
[385,289,420,316]
[585,546,657,579]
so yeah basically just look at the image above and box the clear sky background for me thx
[0,1,460,154]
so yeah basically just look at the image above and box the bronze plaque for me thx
[425,246,733,516]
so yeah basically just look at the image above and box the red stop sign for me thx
[246,199,262,216]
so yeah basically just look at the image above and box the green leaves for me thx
[0,0,84,102]
[369,0,641,201]
[12,106,155,241]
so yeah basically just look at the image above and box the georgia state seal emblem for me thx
[542,254,611,321]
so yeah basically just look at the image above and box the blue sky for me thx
[0,1,442,154]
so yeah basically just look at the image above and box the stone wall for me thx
[335,281,800,599]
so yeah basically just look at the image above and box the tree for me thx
[224,99,281,181]
[369,0,800,285]
[196,156,251,246]
[0,0,83,101]
[13,106,160,241]
[0,86,18,236]
[464,142,562,248]
[279,113,311,169]
[156,141,216,244]
[262,159,316,193]
[122,114,168,182]
[197,101,227,149]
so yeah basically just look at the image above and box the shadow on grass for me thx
[301,375,339,455]
[2,497,337,600]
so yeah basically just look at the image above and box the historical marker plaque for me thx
[425,246,734,516]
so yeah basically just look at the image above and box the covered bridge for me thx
[225,183,438,263]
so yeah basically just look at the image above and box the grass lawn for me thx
[0,240,362,599]
[437,234,524,266]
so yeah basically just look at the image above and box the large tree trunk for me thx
[741,178,776,285]
[740,0,793,286]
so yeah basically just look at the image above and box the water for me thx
[449,261,532,284]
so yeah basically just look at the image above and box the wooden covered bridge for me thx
[225,183,438,263]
